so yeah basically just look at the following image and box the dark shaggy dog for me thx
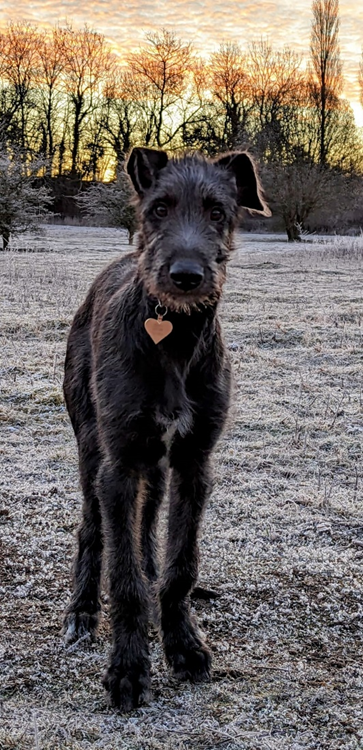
[63,147,269,711]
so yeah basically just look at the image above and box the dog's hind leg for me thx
[141,464,166,584]
[139,464,167,627]
[63,421,103,644]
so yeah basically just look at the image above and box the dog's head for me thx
[127,147,270,311]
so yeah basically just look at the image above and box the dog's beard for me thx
[139,257,226,313]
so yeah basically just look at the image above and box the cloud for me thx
[1,0,362,103]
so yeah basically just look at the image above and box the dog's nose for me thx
[169,260,204,291]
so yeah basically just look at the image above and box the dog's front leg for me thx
[159,442,213,682]
[97,458,150,711]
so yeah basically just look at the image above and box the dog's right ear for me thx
[127,148,168,196]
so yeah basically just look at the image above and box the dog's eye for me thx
[210,207,224,222]
[154,203,168,218]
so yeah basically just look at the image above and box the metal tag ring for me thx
[155,302,168,318]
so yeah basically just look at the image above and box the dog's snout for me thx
[169,260,204,291]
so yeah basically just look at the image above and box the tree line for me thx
[1,0,363,240]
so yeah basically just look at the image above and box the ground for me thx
[0,226,362,750]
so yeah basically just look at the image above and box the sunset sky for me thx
[1,0,363,123]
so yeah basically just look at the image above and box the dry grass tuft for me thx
[0,227,362,749]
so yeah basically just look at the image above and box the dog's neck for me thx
[123,276,220,363]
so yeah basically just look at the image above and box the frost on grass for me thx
[0,228,362,750]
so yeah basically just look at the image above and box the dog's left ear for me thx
[127,147,168,196]
[215,152,271,215]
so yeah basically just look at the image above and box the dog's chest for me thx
[150,357,194,453]
[156,409,193,449]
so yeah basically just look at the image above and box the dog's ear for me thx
[127,148,168,196]
[215,152,271,215]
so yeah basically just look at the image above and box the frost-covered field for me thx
[1,226,363,750]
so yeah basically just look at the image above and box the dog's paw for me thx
[165,638,211,682]
[63,610,98,645]
[103,662,151,711]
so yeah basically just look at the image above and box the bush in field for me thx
[263,160,332,241]
[0,148,53,250]
[263,158,362,241]
[76,169,137,244]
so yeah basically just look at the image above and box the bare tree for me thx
[309,0,343,165]
[35,27,65,173]
[323,100,363,172]
[260,87,362,239]
[358,50,363,111]
[0,73,19,145]
[58,23,115,176]
[248,40,303,159]
[0,22,40,152]
[102,70,142,171]
[127,29,196,149]
[208,43,252,150]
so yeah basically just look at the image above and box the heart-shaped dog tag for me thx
[144,317,173,344]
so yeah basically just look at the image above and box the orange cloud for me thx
[1,0,362,106]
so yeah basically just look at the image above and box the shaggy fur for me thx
[63,147,269,711]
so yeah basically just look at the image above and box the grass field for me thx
[1,226,362,750]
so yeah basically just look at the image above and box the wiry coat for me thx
[63,148,269,711]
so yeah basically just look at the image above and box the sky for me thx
[1,0,363,124]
